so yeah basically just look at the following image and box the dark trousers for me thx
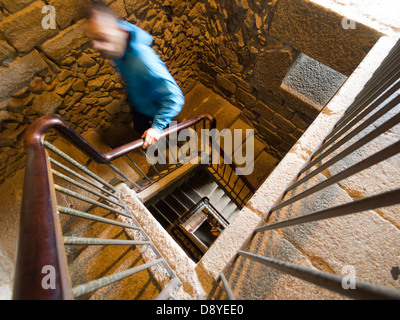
[131,109,153,135]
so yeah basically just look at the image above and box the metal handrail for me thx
[171,197,230,262]
[215,39,400,301]
[13,113,215,300]
[176,197,230,229]
[13,111,256,300]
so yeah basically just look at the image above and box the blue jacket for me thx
[113,21,184,133]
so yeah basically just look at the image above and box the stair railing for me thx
[208,145,256,207]
[171,197,230,263]
[13,113,217,300]
[176,197,230,230]
[214,39,400,300]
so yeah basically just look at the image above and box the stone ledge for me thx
[0,50,48,100]
[0,1,58,53]
[117,184,206,300]
[195,36,397,297]
[40,19,89,63]
[269,0,381,76]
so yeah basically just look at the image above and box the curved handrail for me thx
[176,197,230,228]
[13,113,216,300]
[23,113,217,163]
[13,111,256,299]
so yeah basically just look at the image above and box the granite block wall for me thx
[0,0,381,183]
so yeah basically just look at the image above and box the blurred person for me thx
[85,0,184,148]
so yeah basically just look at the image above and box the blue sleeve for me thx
[151,78,185,133]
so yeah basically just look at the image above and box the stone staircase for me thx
[147,169,242,226]
[55,82,279,284]
[85,82,279,205]
[7,82,279,300]
[177,83,279,190]
[146,168,242,262]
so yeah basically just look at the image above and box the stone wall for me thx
[0,0,200,185]
[0,0,382,185]
[193,0,381,160]
[196,36,400,299]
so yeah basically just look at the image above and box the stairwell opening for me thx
[0,0,391,300]
[144,168,242,263]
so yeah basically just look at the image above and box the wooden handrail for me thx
[19,113,216,163]
[13,119,73,299]
[13,111,257,299]
[205,198,230,227]
[13,113,216,300]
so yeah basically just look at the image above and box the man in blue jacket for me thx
[85,1,184,148]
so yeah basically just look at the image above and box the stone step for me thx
[220,201,239,222]
[227,207,241,222]
[164,193,188,216]
[189,170,212,195]
[137,159,200,205]
[153,199,181,224]
[197,179,219,198]
[213,194,232,213]
[180,182,203,203]
[148,205,173,229]
[241,150,278,190]
[208,187,225,205]
[172,187,197,210]
[177,83,241,131]
[67,222,161,300]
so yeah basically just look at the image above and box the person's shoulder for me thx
[118,20,153,46]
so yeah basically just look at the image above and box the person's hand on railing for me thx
[141,127,161,149]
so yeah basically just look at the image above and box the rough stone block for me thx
[258,125,282,146]
[32,91,63,115]
[253,49,293,91]
[178,83,241,131]
[124,0,148,16]
[269,0,381,76]
[271,113,296,133]
[0,0,35,14]
[41,19,89,63]
[254,101,274,121]
[229,74,253,92]
[49,0,86,29]
[0,125,25,147]
[216,74,236,94]
[105,99,122,115]
[291,112,313,130]
[282,52,348,109]
[6,94,33,113]
[236,87,256,107]
[0,50,48,100]
[0,1,58,52]
[0,40,16,62]
[109,0,128,19]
